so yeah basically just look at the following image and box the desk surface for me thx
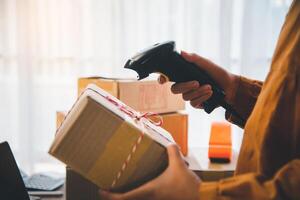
[187,147,237,171]
[31,185,65,200]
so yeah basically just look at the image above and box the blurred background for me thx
[0,0,292,174]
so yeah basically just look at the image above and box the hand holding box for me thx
[49,84,175,192]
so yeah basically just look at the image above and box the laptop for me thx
[0,141,39,200]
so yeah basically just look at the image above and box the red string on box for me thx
[103,95,164,188]
[104,95,163,126]
[98,91,164,188]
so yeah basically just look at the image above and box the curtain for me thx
[0,0,291,173]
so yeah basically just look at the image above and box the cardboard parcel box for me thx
[57,111,189,156]
[78,77,185,114]
[49,84,174,192]
[151,112,188,156]
[66,167,100,200]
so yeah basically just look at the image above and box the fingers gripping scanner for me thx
[124,41,245,125]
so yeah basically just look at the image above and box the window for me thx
[0,0,291,173]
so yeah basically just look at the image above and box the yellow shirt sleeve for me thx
[225,76,263,128]
[199,1,300,199]
[199,159,300,200]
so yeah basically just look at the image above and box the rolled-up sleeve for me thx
[199,159,300,200]
[225,76,263,128]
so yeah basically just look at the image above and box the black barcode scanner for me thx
[124,41,245,124]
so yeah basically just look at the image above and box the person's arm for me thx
[99,145,202,200]
[99,104,300,200]
[99,146,300,200]
[199,159,300,199]
[225,76,263,128]
[160,52,263,128]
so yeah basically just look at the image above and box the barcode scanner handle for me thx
[166,52,223,113]
[167,52,245,124]
[124,41,245,125]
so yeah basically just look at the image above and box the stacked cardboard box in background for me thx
[56,77,189,200]
[77,77,185,114]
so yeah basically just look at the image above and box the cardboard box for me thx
[154,112,188,156]
[66,167,100,200]
[56,111,67,129]
[50,84,174,192]
[57,111,188,156]
[78,77,185,114]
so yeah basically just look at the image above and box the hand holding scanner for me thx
[124,41,245,124]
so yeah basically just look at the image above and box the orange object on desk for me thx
[208,122,232,163]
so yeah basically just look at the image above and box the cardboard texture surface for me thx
[49,85,174,192]
[57,111,188,156]
[56,111,67,129]
[78,77,185,113]
[152,112,188,156]
[66,167,100,200]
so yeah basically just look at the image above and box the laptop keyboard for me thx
[24,174,64,191]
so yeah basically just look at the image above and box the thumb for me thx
[167,144,185,168]
[99,190,121,200]
[158,75,168,84]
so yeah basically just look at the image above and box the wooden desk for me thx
[187,147,237,181]
[31,186,65,200]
